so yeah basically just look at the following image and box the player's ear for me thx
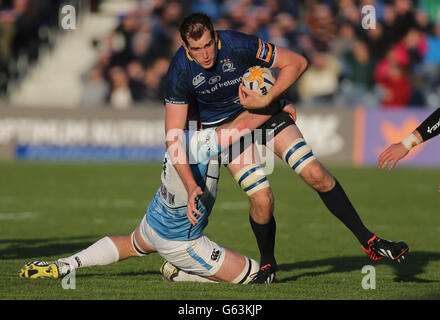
[182,41,195,61]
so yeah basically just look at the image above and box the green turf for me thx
[0,161,439,300]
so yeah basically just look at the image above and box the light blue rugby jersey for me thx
[164,30,276,126]
[146,151,220,241]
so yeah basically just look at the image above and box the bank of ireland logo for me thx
[192,73,206,88]
[222,61,236,72]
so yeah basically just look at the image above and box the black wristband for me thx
[417,108,440,142]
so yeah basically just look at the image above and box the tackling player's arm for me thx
[165,103,204,225]
[216,102,297,149]
[166,102,297,226]
[239,47,308,110]
[378,108,440,170]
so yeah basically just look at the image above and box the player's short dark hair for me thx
[179,12,215,46]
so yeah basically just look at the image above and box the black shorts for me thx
[219,111,295,165]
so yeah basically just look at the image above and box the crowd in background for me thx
[0,0,94,98]
[1,0,440,109]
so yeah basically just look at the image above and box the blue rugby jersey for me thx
[146,151,220,241]
[164,30,276,126]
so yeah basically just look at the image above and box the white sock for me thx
[59,236,120,269]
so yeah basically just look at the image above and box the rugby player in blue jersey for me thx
[164,13,409,283]
[18,105,295,283]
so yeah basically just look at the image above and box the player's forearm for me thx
[214,111,269,149]
[166,139,199,191]
[165,104,199,191]
[174,162,199,191]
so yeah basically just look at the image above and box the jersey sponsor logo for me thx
[208,75,221,84]
[192,73,206,88]
[195,76,243,95]
[256,39,273,63]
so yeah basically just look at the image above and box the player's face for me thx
[186,29,217,69]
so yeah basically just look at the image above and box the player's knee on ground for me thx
[299,161,335,192]
[231,257,260,284]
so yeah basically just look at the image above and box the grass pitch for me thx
[0,161,439,301]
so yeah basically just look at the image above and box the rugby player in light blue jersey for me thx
[164,13,409,283]
[18,103,295,284]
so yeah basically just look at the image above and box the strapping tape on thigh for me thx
[233,164,270,196]
[282,138,316,174]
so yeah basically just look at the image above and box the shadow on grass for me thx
[0,236,99,260]
[4,238,439,285]
[75,271,159,278]
[278,251,440,283]
[2,237,160,278]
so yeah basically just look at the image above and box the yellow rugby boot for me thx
[19,261,72,279]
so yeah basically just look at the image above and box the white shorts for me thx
[139,216,226,277]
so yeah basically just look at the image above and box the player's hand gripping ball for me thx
[242,66,275,96]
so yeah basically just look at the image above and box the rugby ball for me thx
[242,66,275,96]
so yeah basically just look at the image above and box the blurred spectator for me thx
[144,56,170,102]
[414,9,434,34]
[267,22,289,49]
[421,22,440,91]
[126,60,147,102]
[305,2,337,52]
[396,28,427,70]
[0,8,15,94]
[330,22,357,58]
[418,0,440,25]
[130,32,157,68]
[273,12,300,50]
[337,0,362,26]
[1,0,438,109]
[0,0,65,98]
[80,67,109,107]
[108,66,133,109]
[297,52,341,105]
[191,0,221,21]
[374,48,412,108]
[361,22,393,61]
[152,0,182,51]
[339,40,377,106]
